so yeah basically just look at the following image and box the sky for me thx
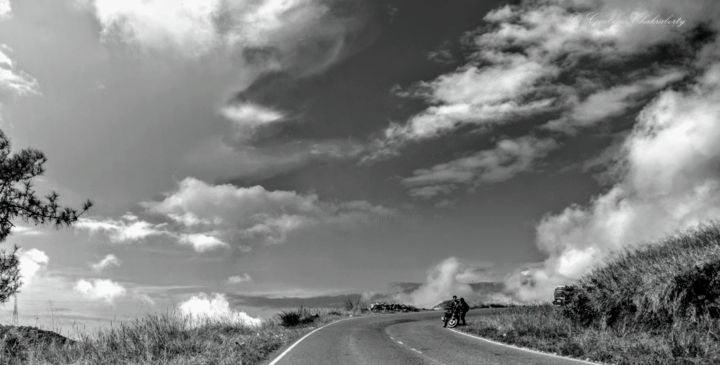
[0,0,719,333]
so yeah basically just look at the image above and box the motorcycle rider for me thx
[443,295,460,327]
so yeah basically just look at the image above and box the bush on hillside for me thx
[278,307,319,327]
[564,224,720,330]
[0,326,74,362]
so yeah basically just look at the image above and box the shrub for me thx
[278,307,319,327]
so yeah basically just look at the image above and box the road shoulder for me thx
[449,328,601,365]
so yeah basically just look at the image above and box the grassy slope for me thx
[1,308,356,365]
[460,225,720,365]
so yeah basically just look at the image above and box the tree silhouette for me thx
[0,129,92,303]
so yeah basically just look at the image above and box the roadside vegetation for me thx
[460,224,720,365]
[0,307,358,365]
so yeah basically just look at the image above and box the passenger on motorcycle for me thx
[459,297,470,325]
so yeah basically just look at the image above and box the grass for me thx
[566,224,720,329]
[459,224,720,364]
[462,305,720,364]
[0,308,354,365]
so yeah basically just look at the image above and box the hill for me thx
[459,224,720,364]
[565,224,720,329]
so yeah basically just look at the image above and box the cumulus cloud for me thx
[227,273,252,284]
[74,278,127,303]
[18,249,49,286]
[402,136,557,199]
[142,177,393,248]
[510,63,720,301]
[77,178,393,252]
[91,254,121,272]
[178,233,229,252]
[179,292,261,327]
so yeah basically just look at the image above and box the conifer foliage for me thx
[0,129,91,303]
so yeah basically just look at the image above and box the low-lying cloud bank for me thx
[179,292,262,327]
[393,257,513,309]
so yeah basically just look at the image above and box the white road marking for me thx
[448,328,601,365]
[397,340,404,345]
[268,317,358,365]
[410,347,422,354]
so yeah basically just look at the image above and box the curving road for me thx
[268,310,598,365]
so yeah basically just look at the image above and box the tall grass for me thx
[0,308,349,365]
[565,224,720,329]
[462,306,720,365]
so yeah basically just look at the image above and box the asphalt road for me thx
[268,310,598,365]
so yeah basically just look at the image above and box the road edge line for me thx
[267,316,358,365]
[448,328,602,365]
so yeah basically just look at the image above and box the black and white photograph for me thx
[0,0,719,364]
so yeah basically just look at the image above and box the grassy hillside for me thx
[460,224,720,365]
[0,308,353,365]
[565,224,720,329]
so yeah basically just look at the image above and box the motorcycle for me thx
[441,308,460,328]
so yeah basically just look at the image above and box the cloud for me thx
[84,0,221,56]
[179,292,261,327]
[0,0,10,19]
[178,233,229,252]
[394,257,472,308]
[18,249,49,286]
[227,273,252,284]
[76,213,167,243]
[79,0,368,74]
[74,279,127,303]
[365,0,717,160]
[11,226,44,236]
[78,178,393,252]
[219,102,300,143]
[221,102,284,126]
[142,177,394,248]
[544,70,686,133]
[91,254,121,272]
[0,46,38,97]
[367,55,556,160]
[509,62,720,301]
[402,136,557,199]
